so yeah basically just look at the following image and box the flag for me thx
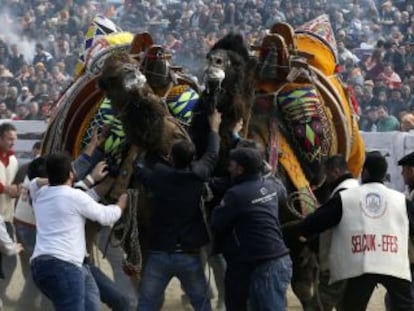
[75,15,122,77]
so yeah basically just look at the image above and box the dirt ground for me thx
[162,277,387,311]
[3,252,386,311]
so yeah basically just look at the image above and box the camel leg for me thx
[291,247,316,311]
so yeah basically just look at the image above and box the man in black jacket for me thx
[135,109,221,311]
[211,147,292,311]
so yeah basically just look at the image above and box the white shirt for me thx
[0,214,18,255]
[0,154,18,222]
[30,179,121,266]
[14,176,36,226]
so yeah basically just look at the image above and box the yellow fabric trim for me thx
[167,85,188,99]
[104,32,134,46]
[278,132,318,214]
[295,34,336,76]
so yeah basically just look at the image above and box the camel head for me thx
[141,46,172,89]
[203,33,254,117]
[98,52,147,110]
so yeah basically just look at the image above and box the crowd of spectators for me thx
[0,0,413,132]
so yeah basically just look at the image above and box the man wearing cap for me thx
[396,152,414,299]
[211,147,291,311]
[300,151,414,310]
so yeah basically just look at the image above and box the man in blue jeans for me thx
[211,147,292,311]
[30,152,127,311]
[134,109,222,311]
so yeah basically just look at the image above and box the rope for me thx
[286,190,319,219]
[105,188,142,275]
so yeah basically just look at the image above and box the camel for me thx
[190,33,257,175]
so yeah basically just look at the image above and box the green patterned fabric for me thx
[82,98,126,159]
[277,86,330,163]
[166,85,199,125]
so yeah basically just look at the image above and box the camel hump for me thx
[270,22,296,51]
[258,34,289,82]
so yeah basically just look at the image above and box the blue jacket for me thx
[211,173,289,263]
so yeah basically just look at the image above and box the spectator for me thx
[377,104,401,131]
[383,41,405,75]
[338,41,359,65]
[16,86,33,107]
[16,65,33,88]
[5,87,18,112]
[364,51,384,78]
[0,102,14,120]
[388,89,408,116]
[32,44,54,72]
[378,63,402,90]
[0,81,8,103]
[165,32,182,55]
[359,80,376,110]
[359,106,378,132]
[7,45,26,75]
[371,88,388,107]
[402,85,413,104]
[13,103,29,120]
[25,101,41,120]
[401,113,414,131]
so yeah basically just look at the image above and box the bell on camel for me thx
[259,45,279,81]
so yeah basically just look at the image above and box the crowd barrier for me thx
[360,131,414,192]
[0,120,409,192]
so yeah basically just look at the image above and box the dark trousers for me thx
[342,274,412,311]
[224,262,253,311]
[225,256,292,311]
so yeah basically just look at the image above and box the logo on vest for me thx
[361,192,387,218]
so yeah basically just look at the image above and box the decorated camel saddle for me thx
[250,15,365,216]
[43,16,200,186]
[41,16,201,272]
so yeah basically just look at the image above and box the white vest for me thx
[329,183,410,283]
[319,178,359,271]
[0,156,18,222]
